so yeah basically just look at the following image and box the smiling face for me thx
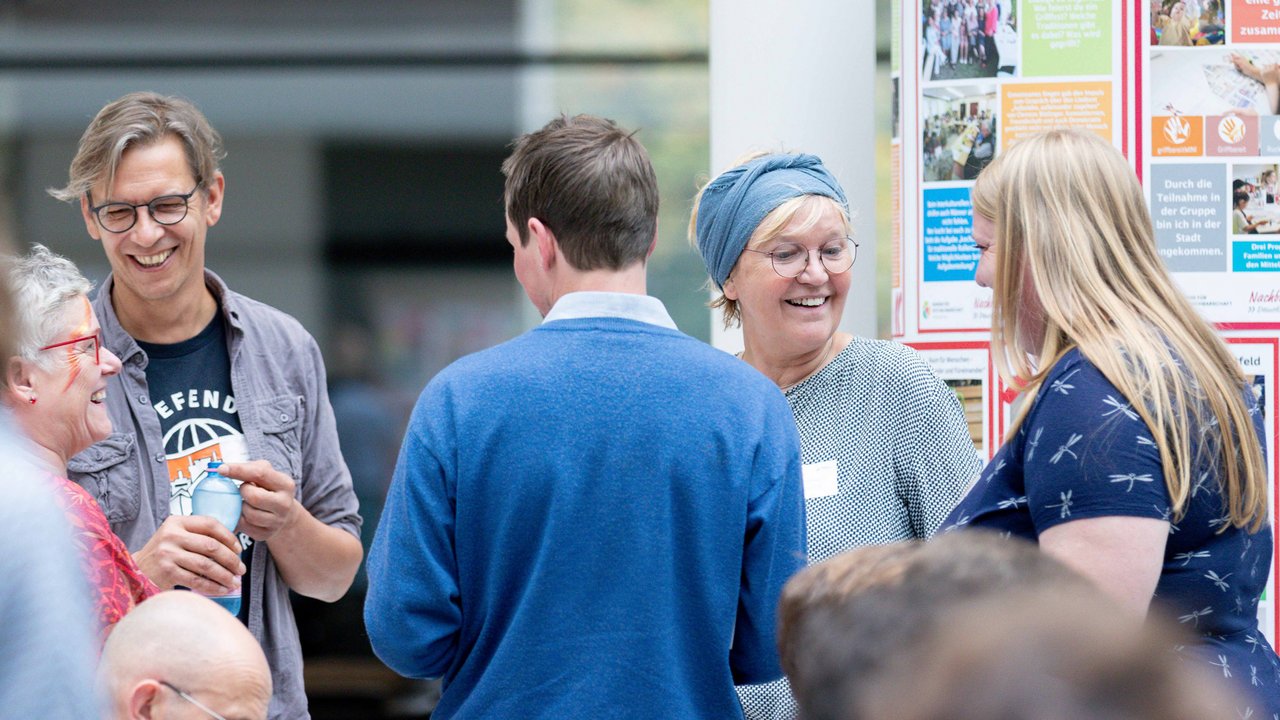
[724,198,851,358]
[23,296,122,461]
[80,134,223,316]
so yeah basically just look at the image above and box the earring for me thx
[28,396,36,404]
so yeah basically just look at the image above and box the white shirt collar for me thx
[542,291,678,330]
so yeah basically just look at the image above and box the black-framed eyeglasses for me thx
[38,332,99,365]
[87,184,201,233]
[158,680,228,720]
[741,237,859,278]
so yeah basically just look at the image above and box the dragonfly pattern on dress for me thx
[1046,491,1073,519]
[1109,472,1154,492]
[1205,570,1232,591]
[1050,434,1082,464]
[937,349,1280,716]
[1027,427,1043,462]
[983,458,1006,484]
[1049,369,1080,395]
[1101,395,1139,420]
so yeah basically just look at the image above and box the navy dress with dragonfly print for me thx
[943,348,1280,715]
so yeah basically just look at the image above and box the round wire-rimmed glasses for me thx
[741,237,858,278]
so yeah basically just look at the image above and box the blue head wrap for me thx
[694,153,848,289]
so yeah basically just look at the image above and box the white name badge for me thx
[801,460,839,500]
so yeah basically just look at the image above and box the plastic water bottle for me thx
[190,461,242,615]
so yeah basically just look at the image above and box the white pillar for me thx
[708,0,877,352]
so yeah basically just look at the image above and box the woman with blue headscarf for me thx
[690,153,980,719]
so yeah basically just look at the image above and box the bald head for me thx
[99,591,271,720]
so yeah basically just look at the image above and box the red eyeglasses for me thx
[38,333,100,365]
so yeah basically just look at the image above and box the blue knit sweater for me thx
[366,316,807,719]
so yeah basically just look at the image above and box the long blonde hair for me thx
[973,129,1266,530]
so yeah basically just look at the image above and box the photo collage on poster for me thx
[908,342,996,457]
[915,0,1122,333]
[1144,0,1280,323]
[900,0,1280,644]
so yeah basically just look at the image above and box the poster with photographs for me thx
[907,0,1124,334]
[1142,3,1280,326]
[900,0,1280,652]
[906,341,999,458]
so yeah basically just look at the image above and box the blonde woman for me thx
[944,129,1279,715]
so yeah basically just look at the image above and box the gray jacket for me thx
[70,270,362,720]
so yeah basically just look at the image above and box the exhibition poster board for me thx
[898,0,1280,641]
[1141,2,1280,327]
[907,341,998,459]
[904,0,1128,335]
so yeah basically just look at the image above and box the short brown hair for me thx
[780,532,1091,720]
[48,92,224,204]
[776,541,921,681]
[501,114,658,271]
[861,588,1230,720]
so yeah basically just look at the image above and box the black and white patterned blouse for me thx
[738,337,982,719]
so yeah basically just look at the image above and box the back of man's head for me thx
[859,587,1231,720]
[99,591,271,720]
[782,532,1093,720]
[501,114,658,271]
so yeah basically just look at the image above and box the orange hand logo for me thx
[1218,115,1246,144]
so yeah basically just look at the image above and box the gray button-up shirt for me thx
[70,270,362,720]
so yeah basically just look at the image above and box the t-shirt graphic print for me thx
[137,315,249,553]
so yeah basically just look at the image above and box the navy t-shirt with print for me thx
[943,348,1280,714]
[138,313,251,623]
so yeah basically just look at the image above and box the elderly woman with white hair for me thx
[690,153,980,718]
[5,244,156,645]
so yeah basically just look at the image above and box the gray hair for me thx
[47,91,224,204]
[6,244,93,368]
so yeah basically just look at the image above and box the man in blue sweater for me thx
[364,114,807,718]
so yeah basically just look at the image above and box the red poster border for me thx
[903,340,998,456]
[1225,336,1280,639]
[1130,0,1139,177]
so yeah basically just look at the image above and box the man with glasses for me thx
[365,115,807,717]
[100,590,272,720]
[51,92,362,720]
